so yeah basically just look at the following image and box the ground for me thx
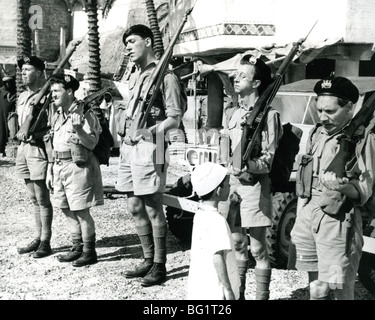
[0,153,373,301]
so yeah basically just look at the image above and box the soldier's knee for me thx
[233,232,248,254]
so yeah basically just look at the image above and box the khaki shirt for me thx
[310,124,375,207]
[126,62,184,126]
[225,101,283,174]
[16,90,38,126]
[52,104,101,153]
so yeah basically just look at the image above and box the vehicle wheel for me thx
[165,173,195,248]
[358,252,375,295]
[358,222,375,295]
[165,206,194,248]
[267,192,297,269]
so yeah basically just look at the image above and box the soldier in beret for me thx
[290,76,375,299]
[116,24,185,287]
[45,74,103,267]
[15,55,54,258]
[218,52,283,300]
[0,75,16,156]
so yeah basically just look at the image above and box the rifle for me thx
[16,31,88,142]
[125,6,194,142]
[324,91,375,256]
[236,22,317,172]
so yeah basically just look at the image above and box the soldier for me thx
[116,25,185,287]
[45,74,103,267]
[15,56,54,258]
[219,52,283,300]
[291,76,375,300]
[0,75,16,156]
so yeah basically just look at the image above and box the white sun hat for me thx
[191,162,228,197]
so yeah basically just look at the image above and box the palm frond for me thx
[102,0,117,18]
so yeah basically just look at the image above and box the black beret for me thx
[17,55,45,71]
[241,53,272,93]
[314,76,359,104]
[50,73,80,92]
[122,24,154,45]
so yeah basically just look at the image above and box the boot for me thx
[124,258,154,279]
[33,241,52,258]
[17,239,41,254]
[58,243,83,263]
[72,250,97,267]
[141,263,167,287]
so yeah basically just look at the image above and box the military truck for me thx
[163,76,375,285]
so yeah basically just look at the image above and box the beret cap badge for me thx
[24,56,30,63]
[64,75,71,82]
[321,80,332,89]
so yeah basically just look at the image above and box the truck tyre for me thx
[358,222,375,295]
[164,173,195,248]
[267,192,297,269]
[165,206,194,248]
[358,252,375,295]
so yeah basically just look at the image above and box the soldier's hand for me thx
[46,169,54,193]
[124,133,145,146]
[321,171,349,191]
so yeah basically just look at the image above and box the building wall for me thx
[0,0,71,64]
[346,0,375,42]
[31,0,71,62]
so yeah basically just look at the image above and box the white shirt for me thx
[187,204,240,300]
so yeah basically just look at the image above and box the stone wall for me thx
[30,0,71,62]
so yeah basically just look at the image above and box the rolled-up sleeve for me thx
[162,73,183,118]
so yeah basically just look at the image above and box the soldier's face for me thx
[233,64,260,97]
[124,34,152,64]
[316,95,352,135]
[21,65,41,86]
[51,83,71,109]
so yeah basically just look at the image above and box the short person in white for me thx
[188,162,240,300]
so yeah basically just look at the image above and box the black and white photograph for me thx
[0,0,374,306]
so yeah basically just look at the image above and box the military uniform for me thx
[51,104,103,210]
[14,55,53,258]
[15,90,48,180]
[220,101,283,227]
[46,73,103,267]
[115,62,184,195]
[291,76,375,289]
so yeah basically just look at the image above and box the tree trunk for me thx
[16,0,32,95]
[85,0,102,92]
[145,0,164,60]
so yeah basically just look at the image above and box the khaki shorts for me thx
[291,190,363,285]
[115,139,168,195]
[53,155,104,211]
[15,141,48,181]
[218,174,272,228]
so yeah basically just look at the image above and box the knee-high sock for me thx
[33,204,42,240]
[83,233,96,253]
[153,223,167,264]
[237,259,248,297]
[255,267,272,300]
[40,204,53,242]
[136,223,154,260]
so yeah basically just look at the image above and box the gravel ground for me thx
[0,153,373,301]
